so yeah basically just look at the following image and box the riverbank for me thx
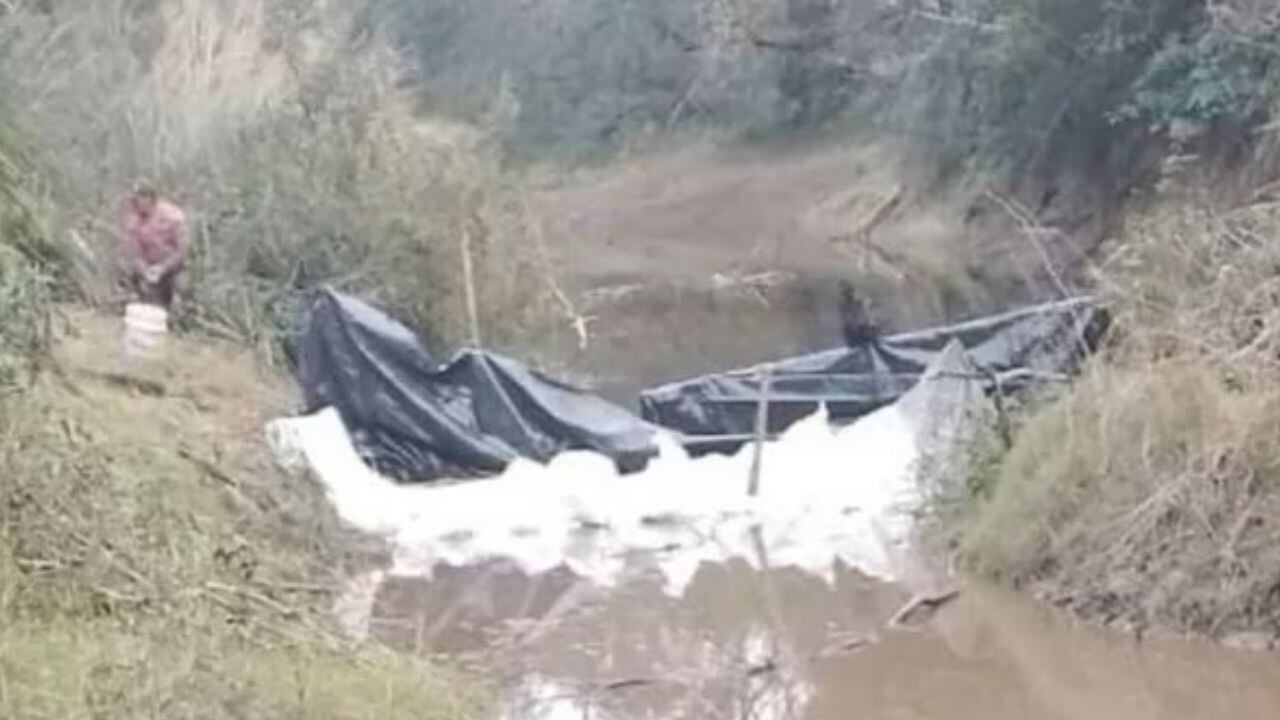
[0,311,486,719]
[938,197,1280,645]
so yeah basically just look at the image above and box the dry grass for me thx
[0,315,488,719]
[951,199,1280,636]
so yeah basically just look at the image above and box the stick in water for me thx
[748,364,773,497]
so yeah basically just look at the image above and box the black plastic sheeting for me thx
[297,288,656,483]
[640,297,1109,453]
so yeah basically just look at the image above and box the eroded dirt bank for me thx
[527,142,1097,401]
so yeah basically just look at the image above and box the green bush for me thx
[370,0,1280,180]
[1117,34,1276,137]
[0,121,55,390]
[374,0,885,159]
[890,0,1280,186]
[0,244,47,389]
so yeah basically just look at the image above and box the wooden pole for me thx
[461,226,482,347]
[747,364,773,497]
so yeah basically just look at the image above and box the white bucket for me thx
[123,302,169,362]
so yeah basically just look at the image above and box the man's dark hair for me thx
[132,182,158,201]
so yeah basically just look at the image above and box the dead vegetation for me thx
[0,315,488,719]
[949,198,1280,638]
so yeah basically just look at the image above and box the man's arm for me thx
[154,206,190,276]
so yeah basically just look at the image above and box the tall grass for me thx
[0,3,509,716]
[951,199,1280,636]
[1,0,551,357]
[0,320,488,719]
[0,108,57,390]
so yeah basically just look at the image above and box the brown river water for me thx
[353,561,1280,720]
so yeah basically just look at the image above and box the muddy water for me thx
[361,563,1280,720]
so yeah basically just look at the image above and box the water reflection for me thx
[355,562,1280,720]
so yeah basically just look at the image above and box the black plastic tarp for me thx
[640,297,1109,451]
[297,288,656,483]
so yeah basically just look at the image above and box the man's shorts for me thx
[132,267,181,309]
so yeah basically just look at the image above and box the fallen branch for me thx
[177,446,237,488]
[826,185,907,277]
[600,678,659,692]
[814,634,874,659]
[254,581,333,596]
[909,9,1006,32]
[852,184,905,242]
[175,446,270,516]
[59,522,151,589]
[92,585,149,607]
[205,581,301,619]
[14,557,69,573]
[523,191,594,350]
[77,369,167,397]
[888,588,961,629]
[985,188,1075,300]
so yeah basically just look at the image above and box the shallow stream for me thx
[351,563,1280,720]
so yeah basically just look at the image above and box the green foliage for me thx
[1116,35,1276,136]
[174,57,549,355]
[373,0,1280,181]
[890,0,1280,189]
[892,0,1201,182]
[0,123,54,389]
[375,0,876,159]
[0,244,47,389]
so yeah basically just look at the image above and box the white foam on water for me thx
[266,344,985,596]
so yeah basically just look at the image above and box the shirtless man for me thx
[122,185,188,309]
